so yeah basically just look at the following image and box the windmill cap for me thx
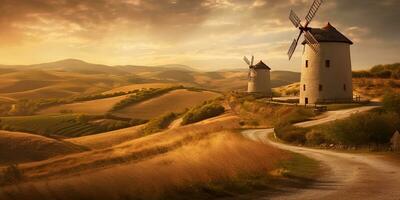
[251,60,271,70]
[302,22,353,45]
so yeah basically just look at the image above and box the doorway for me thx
[305,97,309,105]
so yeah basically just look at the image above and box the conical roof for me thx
[251,60,270,70]
[302,23,353,45]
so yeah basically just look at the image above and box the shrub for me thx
[353,70,372,78]
[305,130,327,145]
[274,123,308,144]
[181,103,225,125]
[383,92,400,114]
[376,70,392,79]
[1,164,23,185]
[325,112,400,145]
[143,113,177,135]
[129,118,148,126]
[111,86,184,111]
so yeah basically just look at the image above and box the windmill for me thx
[243,55,256,80]
[243,56,271,95]
[286,0,354,105]
[287,0,323,60]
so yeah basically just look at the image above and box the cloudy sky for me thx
[0,0,399,71]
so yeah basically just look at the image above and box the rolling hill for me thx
[113,89,222,119]
[38,94,132,115]
[0,59,300,102]
[0,130,85,165]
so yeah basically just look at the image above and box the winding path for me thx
[242,106,400,200]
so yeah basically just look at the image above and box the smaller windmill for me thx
[243,55,271,95]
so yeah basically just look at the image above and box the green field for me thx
[0,114,137,138]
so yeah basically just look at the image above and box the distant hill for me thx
[0,59,301,100]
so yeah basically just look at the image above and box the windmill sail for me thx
[243,56,251,66]
[305,0,323,25]
[287,39,298,60]
[289,10,301,28]
[304,31,320,53]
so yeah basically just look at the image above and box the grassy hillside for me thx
[0,113,320,200]
[353,78,400,100]
[65,125,144,149]
[0,130,85,165]
[114,89,221,119]
[38,94,132,115]
[0,114,142,138]
[102,83,177,94]
[228,92,315,128]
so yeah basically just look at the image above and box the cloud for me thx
[0,0,399,69]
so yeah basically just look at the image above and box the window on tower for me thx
[305,60,309,68]
[343,84,346,91]
[319,84,323,91]
[303,84,306,91]
[325,60,330,68]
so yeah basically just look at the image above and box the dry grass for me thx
[353,78,400,100]
[274,82,300,96]
[0,128,286,200]
[0,130,85,165]
[102,83,178,94]
[37,94,131,115]
[10,114,240,181]
[65,125,144,149]
[114,89,221,119]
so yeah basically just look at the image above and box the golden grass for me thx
[0,128,286,200]
[65,125,144,149]
[12,114,239,180]
[353,78,400,100]
[0,130,84,165]
[114,89,221,119]
[102,83,178,94]
[274,82,300,96]
[38,94,131,115]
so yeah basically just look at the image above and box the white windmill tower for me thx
[243,56,271,95]
[287,0,353,105]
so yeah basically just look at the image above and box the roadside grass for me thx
[324,103,364,111]
[277,153,321,182]
[229,93,315,128]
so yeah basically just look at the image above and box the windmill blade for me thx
[305,0,323,26]
[287,30,304,60]
[243,56,251,65]
[304,30,320,53]
[289,10,301,28]
[287,39,298,60]
[251,55,254,66]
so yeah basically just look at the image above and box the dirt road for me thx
[242,106,400,200]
